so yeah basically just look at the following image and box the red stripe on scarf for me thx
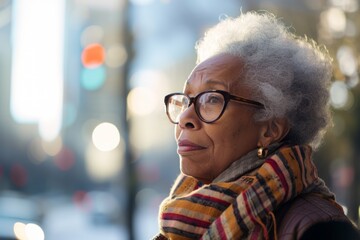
[266,158,289,198]
[243,193,258,224]
[215,218,227,239]
[162,213,210,228]
[243,189,269,239]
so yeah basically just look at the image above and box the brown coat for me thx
[275,193,359,240]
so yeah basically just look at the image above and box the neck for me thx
[213,142,285,183]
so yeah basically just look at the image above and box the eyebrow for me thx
[186,79,228,89]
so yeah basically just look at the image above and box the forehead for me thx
[185,54,245,91]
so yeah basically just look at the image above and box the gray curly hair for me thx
[195,12,333,149]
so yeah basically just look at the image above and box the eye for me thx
[204,93,223,105]
[181,96,190,107]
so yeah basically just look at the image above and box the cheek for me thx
[215,119,259,151]
[209,126,238,152]
[231,121,260,147]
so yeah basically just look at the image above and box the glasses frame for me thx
[164,90,264,124]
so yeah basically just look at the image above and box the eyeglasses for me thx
[164,90,264,124]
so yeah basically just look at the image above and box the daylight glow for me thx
[11,0,65,141]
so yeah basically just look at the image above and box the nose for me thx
[178,104,200,129]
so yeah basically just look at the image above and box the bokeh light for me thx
[81,66,106,90]
[128,69,171,116]
[13,222,27,240]
[337,46,358,77]
[322,7,346,37]
[127,87,157,116]
[72,190,90,209]
[25,223,45,240]
[81,43,105,68]
[106,44,128,68]
[81,25,104,47]
[54,147,75,171]
[10,164,27,187]
[92,122,120,152]
[330,81,349,109]
[41,136,62,156]
[332,165,355,188]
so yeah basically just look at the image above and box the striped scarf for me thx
[158,145,334,239]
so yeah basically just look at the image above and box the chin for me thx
[180,158,213,182]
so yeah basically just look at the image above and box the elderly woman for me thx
[154,12,359,239]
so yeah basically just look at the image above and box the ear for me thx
[257,118,289,147]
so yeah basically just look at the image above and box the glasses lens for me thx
[167,94,189,123]
[197,92,225,122]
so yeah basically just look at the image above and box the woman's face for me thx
[175,53,264,183]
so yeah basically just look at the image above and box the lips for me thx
[177,139,206,154]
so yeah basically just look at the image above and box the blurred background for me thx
[0,0,359,239]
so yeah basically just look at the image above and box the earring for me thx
[257,146,269,159]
